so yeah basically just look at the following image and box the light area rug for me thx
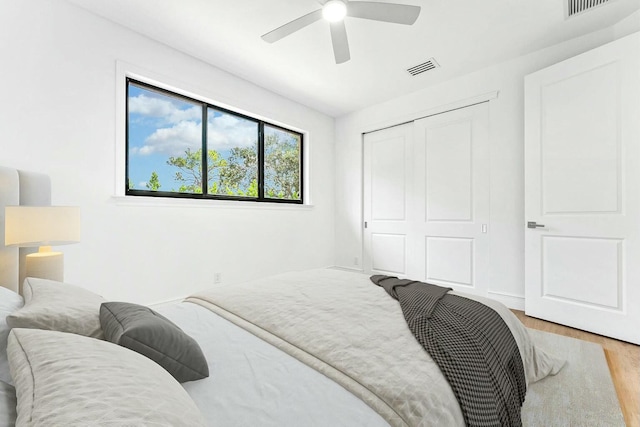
[522,329,624,426]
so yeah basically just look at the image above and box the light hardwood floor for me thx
[512,310,640,427]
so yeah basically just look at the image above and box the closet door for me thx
[363,123,414,277]
[363,103,490,292]
[524,33,640,344]
[413,103,490,295]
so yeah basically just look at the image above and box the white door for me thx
[363,103,490,292]
[524,33,640,344]
[413,103,490,295]
[363,123,414,276]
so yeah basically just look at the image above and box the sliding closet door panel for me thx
[425,236,474,286]
[363,124,414,276]
[371,234,406,274]
[414,103,490,294]
[370,136,406,221]
[425,121,473,222]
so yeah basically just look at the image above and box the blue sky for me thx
[127,84,257,192]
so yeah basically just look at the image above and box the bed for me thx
[0,268,566,427]
[0,166,615,426]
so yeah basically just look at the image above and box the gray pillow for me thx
[100,302,209,383]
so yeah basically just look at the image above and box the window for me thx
[126,79,303,203]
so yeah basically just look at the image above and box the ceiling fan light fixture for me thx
[323,0,347,22]
[262,1,421,64]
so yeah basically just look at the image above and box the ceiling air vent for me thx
[407,58,440,77]
[566,0,613,18]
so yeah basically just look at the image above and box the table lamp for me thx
[4,206,80,282]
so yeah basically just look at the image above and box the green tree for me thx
[164,135,300,200]
[166,148,203,193]
[166,148,230,194]
[218,146,258,196]
[146,171,161,191]
[264,132,300,200]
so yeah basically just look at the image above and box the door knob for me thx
[527,221,545,229]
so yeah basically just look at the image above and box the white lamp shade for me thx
[5,206,81,247]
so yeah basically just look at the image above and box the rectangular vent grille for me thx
[407,58,440,76]
[567,0,611,17]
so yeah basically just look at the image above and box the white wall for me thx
[614,9,640,38]
[334,24,639,309]
[0,0,335,304]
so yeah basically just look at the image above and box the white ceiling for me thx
[66,0,639,117]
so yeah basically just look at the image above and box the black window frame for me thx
[125,78,304,204]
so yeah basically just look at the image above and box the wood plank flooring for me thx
[512,310,640,427]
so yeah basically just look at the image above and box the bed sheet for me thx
[156,302,389,427]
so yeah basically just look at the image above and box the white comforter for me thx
[185,268,564,427]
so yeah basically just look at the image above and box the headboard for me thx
[0,166,51,292]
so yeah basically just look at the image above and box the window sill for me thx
[109,195,314,210]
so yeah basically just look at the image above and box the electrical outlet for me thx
[354,257,359,266]
[214,273,222,284]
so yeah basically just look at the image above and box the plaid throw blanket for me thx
[371,275,526,427]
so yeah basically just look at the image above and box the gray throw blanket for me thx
[371,275,526,427]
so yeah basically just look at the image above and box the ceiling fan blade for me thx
[330,21,350,64]
[262,9,323,43]
[347,1,421,25]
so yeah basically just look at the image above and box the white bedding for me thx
[185,268,564,426]
[0,269,563,426]
[156,302,389,427]
[0,380,16,427]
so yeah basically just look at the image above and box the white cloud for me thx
[207,113,257,150]
[130,94,257,156]
[138,121,201,156]
[129,94,200,124]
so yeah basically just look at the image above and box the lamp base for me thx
[25,251,64,282]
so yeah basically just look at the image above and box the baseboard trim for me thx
[329,265,364,273]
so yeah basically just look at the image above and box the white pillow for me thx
[0,286,23,385]
[8,328,206,426]
[6,277,104,339]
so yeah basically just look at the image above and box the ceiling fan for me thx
[261,0,421,64]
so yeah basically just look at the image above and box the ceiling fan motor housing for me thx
[323,0,348,22]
